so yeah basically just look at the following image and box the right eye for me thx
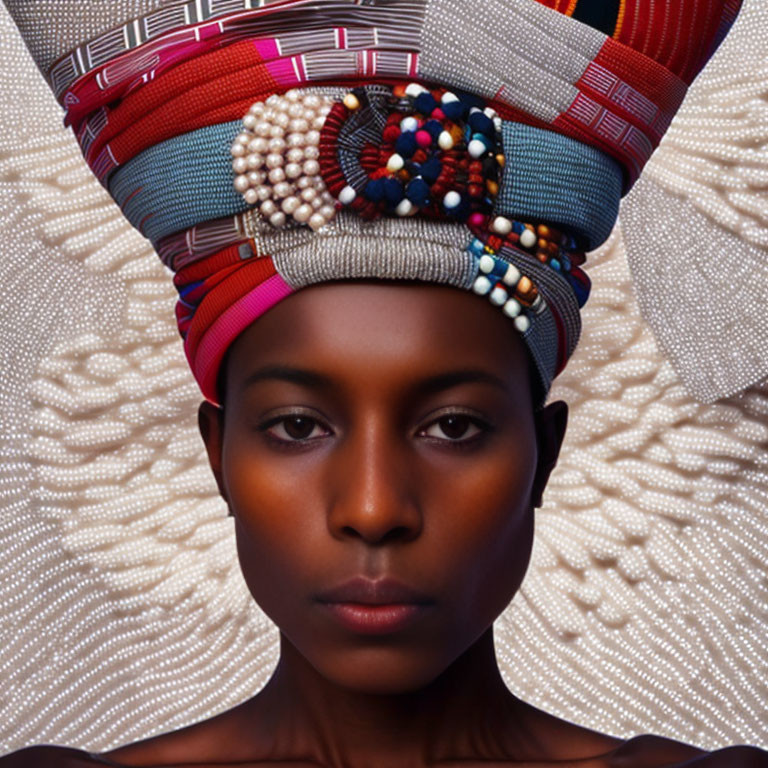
[262,415,331,443]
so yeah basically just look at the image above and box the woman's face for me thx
[199,281,566,695]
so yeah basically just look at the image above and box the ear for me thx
[198,400,232,514]
[531,400,568,509]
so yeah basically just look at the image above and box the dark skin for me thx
[3,283,766,767]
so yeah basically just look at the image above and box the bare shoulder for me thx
[607,734,768,767]
[0,746,119,767]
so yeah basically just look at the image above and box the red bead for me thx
[383,125,401,143]
[416,130,433,149]
[468,184,484,198]
[431,108,446,120]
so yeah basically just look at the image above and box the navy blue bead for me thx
[421,156,442,184]
[395,131,418,158]
[405,177,431,207]
[445,195,471,221]
[442,100,465,121]
[414,92,438,115]
[468,111,494,135]
[423,119,443,139]
[363,178,385,203]
[383,178,405,207]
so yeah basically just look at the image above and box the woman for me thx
[1,0,767,765]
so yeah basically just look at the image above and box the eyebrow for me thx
[240,365,333,393]
[240,366,509,395]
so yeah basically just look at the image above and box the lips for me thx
[315,576,434,606]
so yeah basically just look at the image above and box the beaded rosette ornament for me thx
[232,82,588,337]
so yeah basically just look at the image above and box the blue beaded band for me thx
[109,114,623,249]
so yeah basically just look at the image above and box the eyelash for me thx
[257,410,492,449]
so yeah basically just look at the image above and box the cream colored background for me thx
[0,1,766,756]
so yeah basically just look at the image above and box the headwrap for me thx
[3,0,745,405]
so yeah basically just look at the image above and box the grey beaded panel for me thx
[267,211,478,290]
[420,0,604,124]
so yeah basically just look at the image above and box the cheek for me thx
[421,445,537,617]
[224,445,329,620]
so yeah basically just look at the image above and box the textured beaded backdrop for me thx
[0,0,767,755]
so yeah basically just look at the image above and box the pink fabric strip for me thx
[191,273,295,404]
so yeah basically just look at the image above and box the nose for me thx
[326,417,422,545]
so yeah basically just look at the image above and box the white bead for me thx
[265,153,283,169]
[257,186,272,202]
[297,176,313,190]
[491,216,513,236]
[281,196,300,215]
[236,132,250,145]
[302,160,320,176]
[309,213,327,231]
[479,255,495,274]
[405,83,427,98]
[287,133,305,149]
[273,181,293,198]
[319,205,336,220]
[520,229,537,249]
[274,112,290,129]
[289,119,309,133]
[443,191,461,210]
[311,197,323,210]
[268,167,286,184]
[270,211,287,228]
[285,89,301,102]
[514,315,531,333]
[400,116,419,133]
[396,199,415,217]
[339,186,357,205]
[232,157,248,174]
[288,102,304,118]
[255,122,271,138]
[231,143,246,158]
[441,91,459,104]
[268,138,286,153]
[304,94,322,110]
[269,125,285,139]
[503,264,522,287]
[312,116,326,131]
[300,187,317,203]
[266,94,281,106]
[387,154,405,173]
[503,299,522,318]
[468,139,487,159]
[249,137,268,154]
[484,107,498,120]
[294,204,313,223]
[305,130,320,146]
[472,276,492,295]
[247,154,265,170]
[304,146,320,160]
[249,103,264,115]
[438,131,455,151]
[286,148,305,164]
[243,114,257,130]
[234,175,250,193]
[490,286,508,306]
[244,189,259,205]
[285,163,303,179]
[260,200,278,217]
[248,171,265,185]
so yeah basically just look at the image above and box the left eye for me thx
[421,414,483,441]
[266,416,329,442]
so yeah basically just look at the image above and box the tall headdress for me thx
[3,0,746,404]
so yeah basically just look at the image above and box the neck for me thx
[243,628,540,767]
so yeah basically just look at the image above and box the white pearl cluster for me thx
[231,90,337,231]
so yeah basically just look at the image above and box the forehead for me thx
[225,280,533,396]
